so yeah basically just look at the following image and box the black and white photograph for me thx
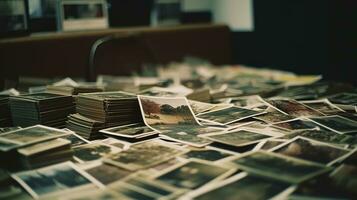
[11,162,103,199]
[230,151,330,184]
[271,136,351,165]
[197,106,265,125]
[73,142,121,163]
[308,115,357,134]
[155,159,235,189]
[100,123,158,138]
[104,140,186,171]
[201,129,272,147]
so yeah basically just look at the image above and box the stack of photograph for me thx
[46,85,103,96]
[0,95,12,127]
[67,91,143,139]
[9,93,75,128]
[0,125,72,170]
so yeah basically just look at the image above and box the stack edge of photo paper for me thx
[0,63,356,200]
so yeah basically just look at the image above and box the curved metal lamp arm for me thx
[87,32,157,81]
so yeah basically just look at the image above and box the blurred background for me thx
[0,0,355,89]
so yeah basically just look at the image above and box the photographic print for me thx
[265,99,324,117]
[189,100,231,115]
[138,96,199,130]
[308,115,357,134]
[201,129,272,147]
[181,148,234,162]
[254,110,294,124]
[300,99,344,115]
[159,125,222,147]
[271,136,351,165]
[155,159,235,189]
[230,151,330,184]
[188,173,291,200]
[11,162,103,199]
[84,162,131,185]
[281,129,357,148]
[254,139,287,151]
[61,130,90,148]
[0,125,70,151]
[100,123,157,138]
[73,142,121,163]
[79,91,136,101]
[104,140,186,171]
[273,118,320,131]
[197,106,265,125]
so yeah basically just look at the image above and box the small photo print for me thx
[308,115,357,134]
[138,96,199,129]
[0,125,70,151]
[156,160,234,189]
[231,151,330,184]
[100,123,157,138]
[201,129,272,147]
[73,142,121,163]
[271,136,351,165]
[265,99,324,117]
[273,119,320,131]
[189,173,291,200]
[197,107,265,125]
[104,140,186,171]
[11,162,102,199]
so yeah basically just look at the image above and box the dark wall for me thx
[232,0,355,84]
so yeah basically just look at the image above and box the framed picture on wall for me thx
[0,0,30,37]
[57,0,108,31]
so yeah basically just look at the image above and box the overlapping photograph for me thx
[270,136,351,165]
[11,162,104,199]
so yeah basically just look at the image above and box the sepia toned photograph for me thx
[308,115,357,134]
[160,130,212,147]
[265,99,324,117]
[84,162,131,185]
[201,129,272,147]
[11,162,103,199]
[271,136,351,165]
[100,123,157,138]
[273,119,319,131]
[254,110,294,124]
[281,129,357,148]
[189,173,291,200]
[181,148,233,162]
[0,125,70,151]
[231,151,330,184]
[197,106,265,125]
[138,96,199,129]
[73,142,121,163]
[156,160,234,189]
[104,140,186,171]
[79,91,136,101]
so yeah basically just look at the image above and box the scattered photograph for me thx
[265,99,324,117]
[0,125,70,151]
[104,140,186,171]
[124,176,185,199]
[273,118,320,131]
[281,129,357,148]
[61,131,90,148]
[181,148,234,162]
[100,123,157,138]
[11,162,103,199]
[138,95,199,129]
[308,115,357,134]
[160,130,212,147]
[109,181,158,200]
[84,162,132,185]
[189,100,231,115]
[231,151,330,184]
[200,129,272,147]
[271,136,351,165]
[301,99,344,115]
[254,110,295,124]
[229,95,266,108]
[155,160,235,189]
[197,106,265,125]
[73,142,121,163]
[188,173,291,200]
[328,92,357,106]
